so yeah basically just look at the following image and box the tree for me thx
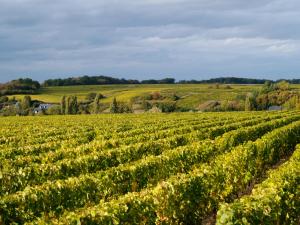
[93,93,102,114]
[157,101,177,112]
[141,100,152,111]
[65,96,78,115]
[262,81,272,92]
[65,97,70,114]
[256,94,269,110]
[110,97,118,113]
[245,95,252,111]
[0,105,18,116]
[283,95,300,110]
[17,95,32,116]
[69,96,78,114]
[118,103,133,113]
[0,78,40,95]
[47,105,61,115]
[86,92,97,101]
[0,96,9,103]
[276,80,290,91]
[78,104,90,114]
[61,96,66,115]
[21,96,31,110]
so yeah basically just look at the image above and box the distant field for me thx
[11,84,300,108]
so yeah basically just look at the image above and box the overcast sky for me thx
[0,0,300,82]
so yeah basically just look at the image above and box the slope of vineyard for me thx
[217,144,300,225]
[0,111,299,224]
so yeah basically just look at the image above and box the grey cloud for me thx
[0,0,300,82]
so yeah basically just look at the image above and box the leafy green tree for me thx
[78,104,90,114]
[47,105,61,115]
[118,103,133,113]
[69,96,78,114]
[256,94,269,110]
[65,96,78,114]
[110,97,118,113]
[244,96,252,111]
[21,96,31,110]
[276,80,290,91]
[86,92,97,101]
[157,101,177,112]
[65,97,70,114]
[260,81,275,94]
[0,105,18,116]
[93,93,102,114]
[283,95,300,110]
[19,96,32,115]
[141,100,152,111]
[61,96,66,115]
[0,96,9,103]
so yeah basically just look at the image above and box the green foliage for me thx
[78,104,90,114]
[220,100,242,111]
[118,102,133,113]
[260,80,275,94]
[85,92,97,101]
[156,101,177,112]
[110,97,119,113]
[66,96,78,114]
[0,96,9,103]
[43,75,140,86]
[141,78,175,84]
[275,80,290,91]
[0,105,18,116]
[283,95,300,110]
[37,113,300,224]
[0,111,299,224]
[245,95,252,111]
[244,80,299,111]
[46,105,61,115]
[61,96,66,114]
[0,78,40,95]
[109,97,132,113]
[217,144,300,225]
[164,93,180,101]
[21,95,31,109]
[18,95,32,115]
[93,93,103,113]
[70,96,78,114]
[141,100,152,110]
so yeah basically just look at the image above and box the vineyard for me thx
[0,111,299,224]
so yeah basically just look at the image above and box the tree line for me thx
[43,76,176,86]
[42,75,300,86]
[2,76,300,95]
[0,78,40,95]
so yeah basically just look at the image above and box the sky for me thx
[0,0,300,83]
